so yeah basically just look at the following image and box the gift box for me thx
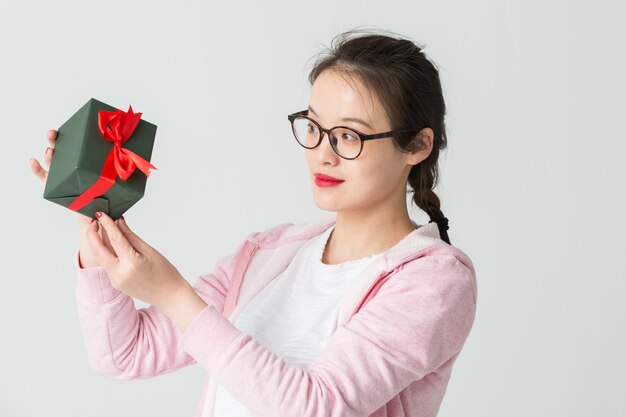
[43,98,157,220]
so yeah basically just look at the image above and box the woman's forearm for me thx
[159,281,209,333]
[78,217,100,268]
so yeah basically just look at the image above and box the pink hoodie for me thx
[74,216,477,417]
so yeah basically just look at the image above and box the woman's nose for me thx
[317,131,339,161]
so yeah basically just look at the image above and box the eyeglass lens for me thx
[292,117,361,159]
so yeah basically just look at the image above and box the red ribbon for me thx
[68,105,157,213]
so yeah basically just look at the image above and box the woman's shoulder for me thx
[371,223,477,301]
[392,241,477,306]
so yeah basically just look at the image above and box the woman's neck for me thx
[322,213,417,265]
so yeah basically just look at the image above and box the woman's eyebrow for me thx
[308,105,373,130]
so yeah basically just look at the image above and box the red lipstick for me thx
[314,172,345,187]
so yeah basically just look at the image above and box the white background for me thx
[1,0,624,416]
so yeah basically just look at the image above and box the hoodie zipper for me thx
[349,254,419,319]
[350,268,397,319]
[224,242,260,317]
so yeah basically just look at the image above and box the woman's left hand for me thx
[86,212,188,310]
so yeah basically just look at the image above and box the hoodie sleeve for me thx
[74,237,246,380]
[178,250,477,417]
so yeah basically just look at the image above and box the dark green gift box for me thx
[43,98,157,220]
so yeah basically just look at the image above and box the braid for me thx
[411,187,451,245]
[424,190,450,244]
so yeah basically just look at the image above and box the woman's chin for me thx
[312,195,341,211]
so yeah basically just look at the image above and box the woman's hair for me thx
[307,27,451,244]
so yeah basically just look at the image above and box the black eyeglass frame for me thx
[287,109,425,160]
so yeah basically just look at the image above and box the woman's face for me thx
[305,69,427,215]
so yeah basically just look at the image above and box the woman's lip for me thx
[314,173,344,181]
[315,177,344,187]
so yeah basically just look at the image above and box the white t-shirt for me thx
[209,225,384,417]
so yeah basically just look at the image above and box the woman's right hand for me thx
[29,129,115,268]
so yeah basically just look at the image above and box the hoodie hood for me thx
[245,214,473,276]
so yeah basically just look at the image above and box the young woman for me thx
[29,28,477,417]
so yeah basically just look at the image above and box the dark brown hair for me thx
[307,27,451,244]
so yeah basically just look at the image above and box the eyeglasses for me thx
[287,110,421,160]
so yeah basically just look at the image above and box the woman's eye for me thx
[306,123,317,133]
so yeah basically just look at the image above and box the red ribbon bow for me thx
[68,105,157,213]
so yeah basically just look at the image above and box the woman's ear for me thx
[407,127,434,166]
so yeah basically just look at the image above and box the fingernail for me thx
[46,147,52,154]
[95,211,102,219]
